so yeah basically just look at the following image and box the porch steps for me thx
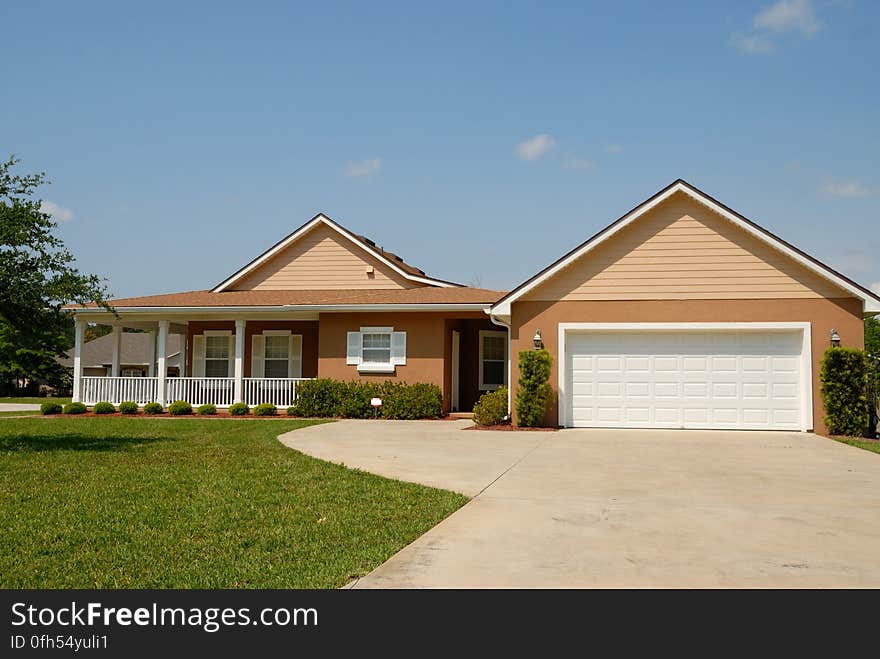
[447,412,473,420]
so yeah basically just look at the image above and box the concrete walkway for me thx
[0,403,40,412]
[280,420,880,588]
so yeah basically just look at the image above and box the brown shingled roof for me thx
[69,287,506,309]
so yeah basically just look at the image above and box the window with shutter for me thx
[355,327,402,373]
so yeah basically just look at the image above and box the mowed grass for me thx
[0,411,39,418]
[0,418,467,588]
[836,438,880,455]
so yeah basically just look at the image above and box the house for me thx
[68,180,880,434]
[58,332,181,377]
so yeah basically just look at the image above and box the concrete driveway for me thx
[280,420,880,587]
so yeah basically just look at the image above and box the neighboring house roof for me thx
[491,179,880,317]
[58,333,181,369]
[69,287,505,311]
[211,213,462,292]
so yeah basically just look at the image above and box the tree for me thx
[0,156,109,387]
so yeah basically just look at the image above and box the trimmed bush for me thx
[168,400,193,416]
[92,402,116,415]
[473,387,508,426]
[339,380,383,418]
[62,402,87,415]
[286,406,297,416]
[40,402,63,415]
[253,403,277,417]
[820,347,869,437]
[228,402,250,416]
[197,404,217,416]
[380,382,442,419]
[118,401,139,415]
[143,402,163,415]
[515,349,553,427]
[292,379,346,417]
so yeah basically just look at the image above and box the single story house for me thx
[68,180,880,434]
[58,332,181,377]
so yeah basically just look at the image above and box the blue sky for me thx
[2,0,878,297]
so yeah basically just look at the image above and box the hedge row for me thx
[289,379,442,419]
[40,401,276,417]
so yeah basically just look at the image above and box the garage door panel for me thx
[566,330,803,431]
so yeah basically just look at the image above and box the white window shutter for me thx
[289,334,303,378]
[346,332,362,365]
[251,334,265,379]
[227,335,235,377]
[391,331,407,366]
[192,335,206,377]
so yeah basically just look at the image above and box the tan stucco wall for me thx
[509,298,865,435]
[230,223,421,291]
[317,311,487,411]
[523,191,850,301]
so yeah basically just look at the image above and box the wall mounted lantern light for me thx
[830,329,841,348]
[533,329,543,350]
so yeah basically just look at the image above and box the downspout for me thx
[485,309,512,418]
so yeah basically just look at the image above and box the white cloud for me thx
[819,179,878,198]
[39,200,75,222]
[731,32,775,55]
[605,144,624,154]
[754,0,820,36]
[344,157,382,178]
[516,133,556,161]
[563,156,596,171]
[871,282,880,296]
[732,0,821,55]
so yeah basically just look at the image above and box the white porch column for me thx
[111,325,122,378]
[147,331,156,377]
[234,319,246,403]
[157,320,169,406]
[72,317,85,403]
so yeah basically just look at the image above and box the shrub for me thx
[40,402,62,415]
[118,401,139,415]
[253,403,277,417]
[92,402,115,415]
[380,381,442,419]
[143,402,164,415]
[168,400,193,416]
[515,349,553,427]
[62,402,87,415]
[197,404,217,416]
[286,406,297,416]
[473,387,508,426]
[820,347,870,437]
[292,378,346,417]
[340,380,383,418]
[228,402,250,416]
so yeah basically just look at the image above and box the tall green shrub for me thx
[473,387,508,426]
[515,349,552,427]
[820,347,869,437]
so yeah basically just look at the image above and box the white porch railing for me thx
[166,378,236,407]
[81,377,159,405]
[243,378,311,408]
[78,377,313,408]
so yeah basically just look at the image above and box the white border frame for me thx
[491,181,880,316]
[478,329,508,391]
[212,214,458,291]
[556,322,813,432]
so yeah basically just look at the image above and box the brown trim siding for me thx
[509,297,864,435]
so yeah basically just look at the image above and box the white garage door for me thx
[565,330,805,430]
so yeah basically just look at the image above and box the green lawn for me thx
[0,396,71,405]
[836,438,880,455]
[0,411,39,418]
[0,417,467,588]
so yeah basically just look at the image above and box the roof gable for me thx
[492,180,880,316]
[213,214,460,292]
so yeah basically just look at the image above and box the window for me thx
[205,335,230,377]
[121,368,143,377]
[479,330,507,390]
[264,335,289,378]
[347,327,405,373]
[362,331,391,365]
